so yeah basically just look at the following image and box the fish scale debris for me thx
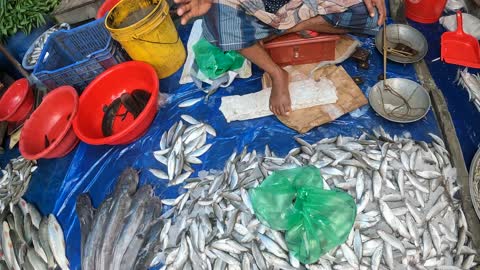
[150,126,477,270]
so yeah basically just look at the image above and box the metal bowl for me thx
[469,148,480,220]
[369,78,431,123]
[375,24,428,64]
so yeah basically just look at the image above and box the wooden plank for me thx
[52,0,98,14]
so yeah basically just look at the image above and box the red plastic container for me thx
[73,61,159,145]
[405,0,447,24]
[0,78,34,122]
[441,11,480,68]
[264,33,340,67]
[96,0,121,19]
[20,86,80,160]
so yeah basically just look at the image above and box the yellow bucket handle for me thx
[132,33,180,44]
[131,4,180,45]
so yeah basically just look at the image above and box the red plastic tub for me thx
[73,61,159,145]
[20,86,80,160]
[0,78,34,122]
[96,0,121,19]
[405,0,447,24]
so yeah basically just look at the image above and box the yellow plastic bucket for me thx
[105,0,186,78]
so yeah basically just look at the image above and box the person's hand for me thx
[364,0,386,26]
[175,0,213,25]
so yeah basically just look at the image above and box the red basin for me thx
[73,61,159,145]
[0,78,34,122]
[20,86,79,160]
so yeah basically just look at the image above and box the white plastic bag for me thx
[440,13,480,40]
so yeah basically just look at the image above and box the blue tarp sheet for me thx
[1,17,443,269]
[411,20,480,168]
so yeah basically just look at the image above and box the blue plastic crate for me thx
[33,18,130,91]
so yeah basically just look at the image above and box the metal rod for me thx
[383,25,388,88]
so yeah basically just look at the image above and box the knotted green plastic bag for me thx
[193,39,245,79]
[249,166,356,264]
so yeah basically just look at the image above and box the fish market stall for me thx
[0,0,479,269]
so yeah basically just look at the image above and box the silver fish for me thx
[181,114,200,125]
[39,217,56,269]
[179,98,203,108]
[47,214,69,270]
[2,221,21,270]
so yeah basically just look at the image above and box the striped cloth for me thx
[202,1,380,51]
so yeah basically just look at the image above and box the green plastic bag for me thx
[192,38,245,79]
[249,166,357,264]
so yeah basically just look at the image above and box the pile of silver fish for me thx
[0,157,37,212]
[149,126,477,270]
[77,168,164,270]
[149,114,216,186]
[0,198,69,270]
[457,68,480,111]
[25,23,70,66]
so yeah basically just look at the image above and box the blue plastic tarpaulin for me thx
[410,20,480,168]
[2,18,443,269]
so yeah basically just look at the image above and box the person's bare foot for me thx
[269,68,291,116]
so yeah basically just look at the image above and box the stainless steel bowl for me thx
[375,24,428,64]
[369,78,431,123]
[469,148,480,221]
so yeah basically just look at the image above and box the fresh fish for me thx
[258,234,288,259]
[263,252,297,270]
[111,185,153,270]
[371,243,383,270]
[30,222,48,263]
[372,171,382,199]
[97,191,132,270]
[341,244,359,268]
[142,125,472,270]
[3,222,21,270]
[82,196,112,270]
[39,217,56,269]
[75,194,95,261]
[179,98,203,108]
[23,213,33,244]
[26,247,47,270]
[377,230,405,254]
[181,114,200,125]
[149,168,169,180]
[29,204,42,229]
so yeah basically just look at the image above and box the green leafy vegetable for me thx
[0,0,60,41]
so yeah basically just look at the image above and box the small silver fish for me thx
[179,98,203,108]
